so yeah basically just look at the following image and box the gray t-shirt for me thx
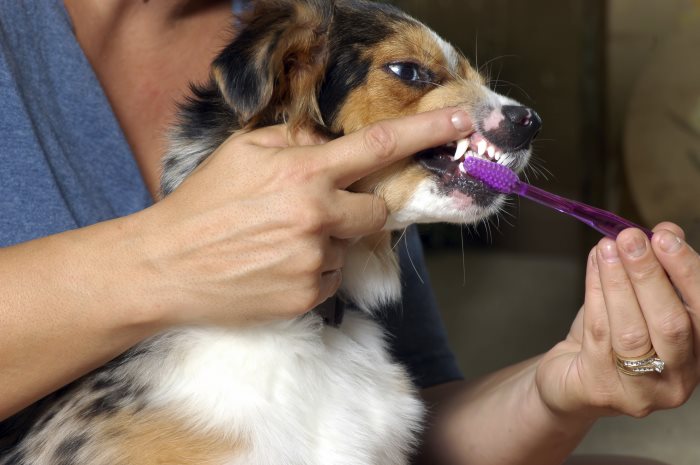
[0,0,461,390]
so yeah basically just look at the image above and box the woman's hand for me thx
[537,222,700,420]
[132,108,473,327]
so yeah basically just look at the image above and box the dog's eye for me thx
[386,62,433,86]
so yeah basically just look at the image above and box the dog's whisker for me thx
[524,156,554,181]
[402,231,425,285]
[491,63,505,94]
[486,78,534,103]
[391,227,409,252]
[473,32,480,73]
[482,218,493,244]
[478,54,515,75]
[460,224,467,287]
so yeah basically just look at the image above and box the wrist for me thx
[432,357,597,465]
[504,360,598,464]
[65,210,173,336]
[527,370,598,441]
[108,207,182,331]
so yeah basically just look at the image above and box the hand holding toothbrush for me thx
[534,222,700,425]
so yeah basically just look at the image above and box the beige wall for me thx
[606,0,700,236]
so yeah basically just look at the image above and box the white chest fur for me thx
[133,312,424,465]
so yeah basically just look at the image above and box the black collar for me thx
[315,295,345,327]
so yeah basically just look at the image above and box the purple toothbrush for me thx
[463,157,653,239]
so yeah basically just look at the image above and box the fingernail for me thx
[657,230,683,254]
[589,249,598,271]
[621,233,646,258]
[599,241,619,263]
[451,110,471,132]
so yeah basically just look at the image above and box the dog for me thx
[0,0,540,463]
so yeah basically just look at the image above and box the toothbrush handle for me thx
[516,182,653,239]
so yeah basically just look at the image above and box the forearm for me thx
[0,211,166,419]
[421,356,596,465]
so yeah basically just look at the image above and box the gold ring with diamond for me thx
[615,347,665,376]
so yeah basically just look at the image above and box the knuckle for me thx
[676,258,699,282]
[658,312,691,344]
[364,122,397,160]
[372,197,388,225]
[627,262,660,283]
[587,316,610,343]
[665,388,691,409]
[628,404,653,419]
[616,329,650,353]
[604,276,631,293]
[587,390,615,412]
[278,157,321,184]
[296,203,327,235]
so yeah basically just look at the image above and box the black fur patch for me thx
[77,383,146,420]
[1,449,26,465]
[210,0,418,132]
[214,0,333,123]
[0,386,72,455]
[54,434,88,465]
[78,393,121,419]
[175,84,237,143]
[319,1,415,129]
[318,46,373,132]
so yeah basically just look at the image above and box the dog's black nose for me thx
[500,105,541,149]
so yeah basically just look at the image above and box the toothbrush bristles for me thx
[463,157,518,194]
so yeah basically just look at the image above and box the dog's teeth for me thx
[477,140,487,156]
[487,145,495,159]
[458,161,466,173]
[452,138,469,161]
[494,151,502,161]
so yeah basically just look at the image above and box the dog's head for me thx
[207,0,540,229]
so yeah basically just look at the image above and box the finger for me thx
[327,192,388,239]
[653,222,686,240]
[322,237,349,272]
[652,229,700,312]
[304,108,473,188]
[238,124,325,148]
[315,270,343,307]
[616,228,693,365]
[581,247,613,356]
[596,238,652,358]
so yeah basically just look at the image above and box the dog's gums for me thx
[415,131,515,206]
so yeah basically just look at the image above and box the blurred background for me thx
[390,0,700,463]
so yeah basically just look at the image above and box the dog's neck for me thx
[340,231,402,313]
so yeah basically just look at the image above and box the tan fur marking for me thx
[351,162,425,214]
[99,410,245,465]
[254,2,329,129]
[211,65,232,106]
[339,22,485,212]
[336,23,484,134]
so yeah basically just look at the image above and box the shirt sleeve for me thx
[378,226,464,389]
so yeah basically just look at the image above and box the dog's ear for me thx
[212,0,332,130]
